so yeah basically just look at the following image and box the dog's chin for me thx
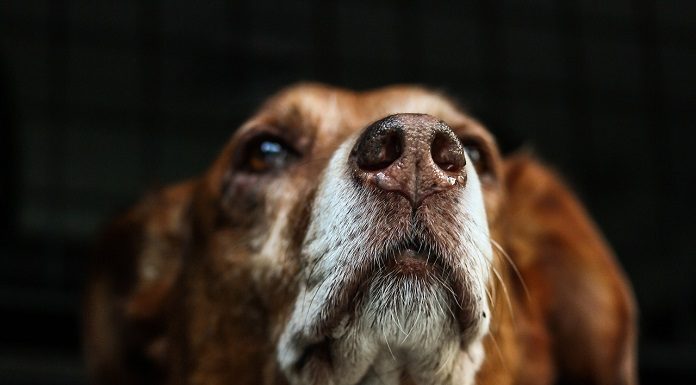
[283,263,474,385]
[279,231,491,385]
[347,242,474,336]
[352,256,460,344]
[351,248,458,333]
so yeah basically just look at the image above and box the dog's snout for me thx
[351,113,467,207]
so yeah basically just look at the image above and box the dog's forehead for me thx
[251,83,481,144]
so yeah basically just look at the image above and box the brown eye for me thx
[239,134,298,173]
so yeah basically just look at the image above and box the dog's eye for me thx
[461,140,491,179]
[239,134,297,173]
[464,144,482,166]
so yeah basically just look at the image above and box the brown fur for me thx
[84,84,637,385]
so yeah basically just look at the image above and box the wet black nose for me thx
[351,113,467,207]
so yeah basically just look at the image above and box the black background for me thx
[1,1,695,384]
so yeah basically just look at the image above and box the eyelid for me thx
[234,130,300,173]
[457,135,495,176]
[236,123,285,145]
[457,135,486,152]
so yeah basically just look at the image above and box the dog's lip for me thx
[396,248,428,262]
[350,236,454,312]
[385,241,440,272]
[296,238,449,367]
[398,246,427,259]
[309,237,445,327]
[387,237,443,264]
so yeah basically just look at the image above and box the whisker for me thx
[302,269,336,329]
[491,238,531,303]
[431,273,459,318]
[487,331,510,374]
[484,285,495,310]
[491,266,515,326]
[391,301,407,336]
[383,313,397,361]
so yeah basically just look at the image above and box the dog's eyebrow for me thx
[235,102,320,153]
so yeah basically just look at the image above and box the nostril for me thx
[356,127,403,171]
[431,132,466,173]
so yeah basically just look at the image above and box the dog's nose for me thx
[351,113,467,207]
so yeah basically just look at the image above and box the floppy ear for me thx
[501,154,637,385]
[83,181,195,385]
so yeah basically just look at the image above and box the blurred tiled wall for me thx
[1,1,694,384]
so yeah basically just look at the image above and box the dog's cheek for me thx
[248,176,312,292]
[219,173,270,226]
[245,178,317,346]
[288,186,316,259]
[481,183,504,225]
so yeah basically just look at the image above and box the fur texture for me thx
[85,83,637,385]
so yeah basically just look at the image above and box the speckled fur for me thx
[85,83,637,385]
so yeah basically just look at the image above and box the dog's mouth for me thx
[292,235,473,373]
[381,237,447,276]
[312,234,465,334]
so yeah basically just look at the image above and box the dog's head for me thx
[190,84,502,384]
[86,83,637,385]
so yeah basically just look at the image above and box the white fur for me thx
[278,135,492,385]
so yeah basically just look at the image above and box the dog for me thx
[84,83,637,385]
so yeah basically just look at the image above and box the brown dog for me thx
[84,83,637,385]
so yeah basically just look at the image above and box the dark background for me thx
[1,1,694,384]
